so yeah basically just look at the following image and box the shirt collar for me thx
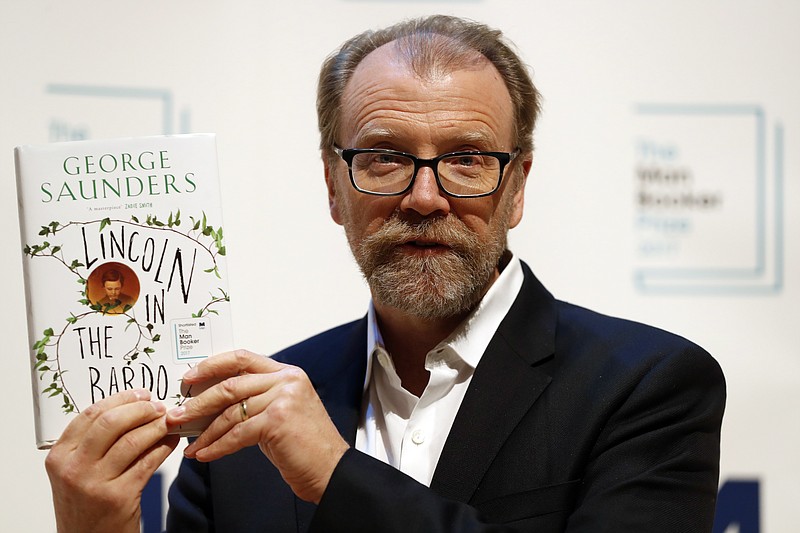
[363,252,524,391]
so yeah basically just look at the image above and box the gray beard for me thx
[350,214,507,319]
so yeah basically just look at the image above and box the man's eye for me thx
[446,155,484,168]
[352,152,408,176]
[373,153,402,165]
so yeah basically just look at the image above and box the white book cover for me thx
[15,133,233,449]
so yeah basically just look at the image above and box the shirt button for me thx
[377,351,390,368]
[411,429,425,445]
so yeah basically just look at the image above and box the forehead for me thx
[339,41,515,150]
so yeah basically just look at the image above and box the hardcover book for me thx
[15,134,233,449]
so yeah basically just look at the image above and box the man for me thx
[95,268,135,314]
[45,15,725,532]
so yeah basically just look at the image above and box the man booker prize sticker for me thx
[171,318,214,363]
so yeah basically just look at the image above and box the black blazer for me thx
[167,263,725,532]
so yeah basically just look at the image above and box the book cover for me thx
[15,134,233,449]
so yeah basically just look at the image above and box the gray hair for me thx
[317,15,541,157]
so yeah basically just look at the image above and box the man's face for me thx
[103,280,122,300]
[325,42,530,319]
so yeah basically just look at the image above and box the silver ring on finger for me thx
[239,399,249,422]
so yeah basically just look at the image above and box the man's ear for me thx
[508,152,532,229]
[324,157,344,226]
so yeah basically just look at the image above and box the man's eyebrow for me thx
[352,128,501,150]
[352,127,400,147]
[452,130,497,147]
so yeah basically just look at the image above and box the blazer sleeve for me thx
[311,345,726,533]
[166,452,214,533]
[564,345,726,532]
[312,449,500,533]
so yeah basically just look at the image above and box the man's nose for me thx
[400,166,451,218]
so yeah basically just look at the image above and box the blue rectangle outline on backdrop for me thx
[632,104,783,294]
[46,84,174,135]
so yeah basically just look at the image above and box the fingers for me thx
[181,349,282,385]
[182,381,285,461]
[79,399,168,465]
[118,433,181,487]
[102,405,175,476]
[168,371,277,423]
[51,389,176,482]
[188,408,263,462]
[45,390,180,533]
[58,389,152,449]
[166,350,285,427]
[168,352,347,504]
[166,350,281,425]
[175,366,316,462]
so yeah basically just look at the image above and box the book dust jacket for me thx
[15,134,233,448]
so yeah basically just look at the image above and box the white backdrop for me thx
[1,1,797,531]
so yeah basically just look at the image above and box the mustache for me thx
[360,214,480,255]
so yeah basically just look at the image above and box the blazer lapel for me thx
[317,317,369,446]
[430,263,557,503]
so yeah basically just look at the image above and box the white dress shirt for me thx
[355,255,524,486]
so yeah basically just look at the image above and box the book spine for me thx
[15,147,53,449]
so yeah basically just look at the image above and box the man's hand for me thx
[45,389,179,533]
[166,349,350,504]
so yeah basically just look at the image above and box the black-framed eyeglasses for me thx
[332,145,520,198]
